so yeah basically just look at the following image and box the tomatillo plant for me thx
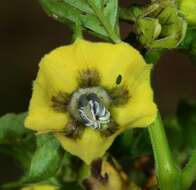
[0,0,196,190]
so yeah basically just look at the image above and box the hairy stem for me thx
[148,113,183,190]
[72,21,83,41]
[182,151,196,189]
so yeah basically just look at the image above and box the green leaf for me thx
[177,100,196,151]
[0,113,32,144]
[62,182,83,190]
[56,151,85,183]
[130,129,152,158]
[119,6,143,22]
[25,134,63,183]
[110,128,152,158]
[145,48,166,64]
[36,133,55,147]
[1,177,61,190]
[182,151,196,190]
[164,117,183,151]
[0,140,36,170]
[110,129,134,157]
[0,113,36,170]
[178,27,196,64]
[164,117,187,164]
[179,28,196,49]
[39,0,120,42]
[189,37,196,64]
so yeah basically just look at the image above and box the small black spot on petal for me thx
[115,75,122,85]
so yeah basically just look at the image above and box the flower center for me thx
[78,94,110,129]
[69,87,111,130]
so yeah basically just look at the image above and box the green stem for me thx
[72,21,83,41]
[144,48,167,64]
[148,113,182,190]
[182,151,196,189]
[1,180,23,189]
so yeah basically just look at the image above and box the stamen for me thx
[69,87,111,124]
[78,94,110,130]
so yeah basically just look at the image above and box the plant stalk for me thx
[182,151,196,189]
[148,113,183,190]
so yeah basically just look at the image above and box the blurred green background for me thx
[0,0,195,188]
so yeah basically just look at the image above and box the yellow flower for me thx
[25,39,157,164]
[21,184,59,190]
[82,159,141,190]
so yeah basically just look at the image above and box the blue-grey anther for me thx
[69,87,111,129]
[78,93,110,129]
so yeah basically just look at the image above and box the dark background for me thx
[0,0,196,188]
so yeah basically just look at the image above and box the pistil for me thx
[78,93,110,129]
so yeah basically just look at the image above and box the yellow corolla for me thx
[21,184,58,190]
[25,39,157,164]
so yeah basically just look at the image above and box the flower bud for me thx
[136,0,187,48]
[179,0,196,25]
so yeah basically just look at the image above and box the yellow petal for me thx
[111,64,157,128]
[25,42,82,131]
[83,160,141,190]
[101,161,125,190]
[74,40,147,89]
[55,128,121,165]
[25,72,70,131]
[71,40,157,127]
[21,184,59,190]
